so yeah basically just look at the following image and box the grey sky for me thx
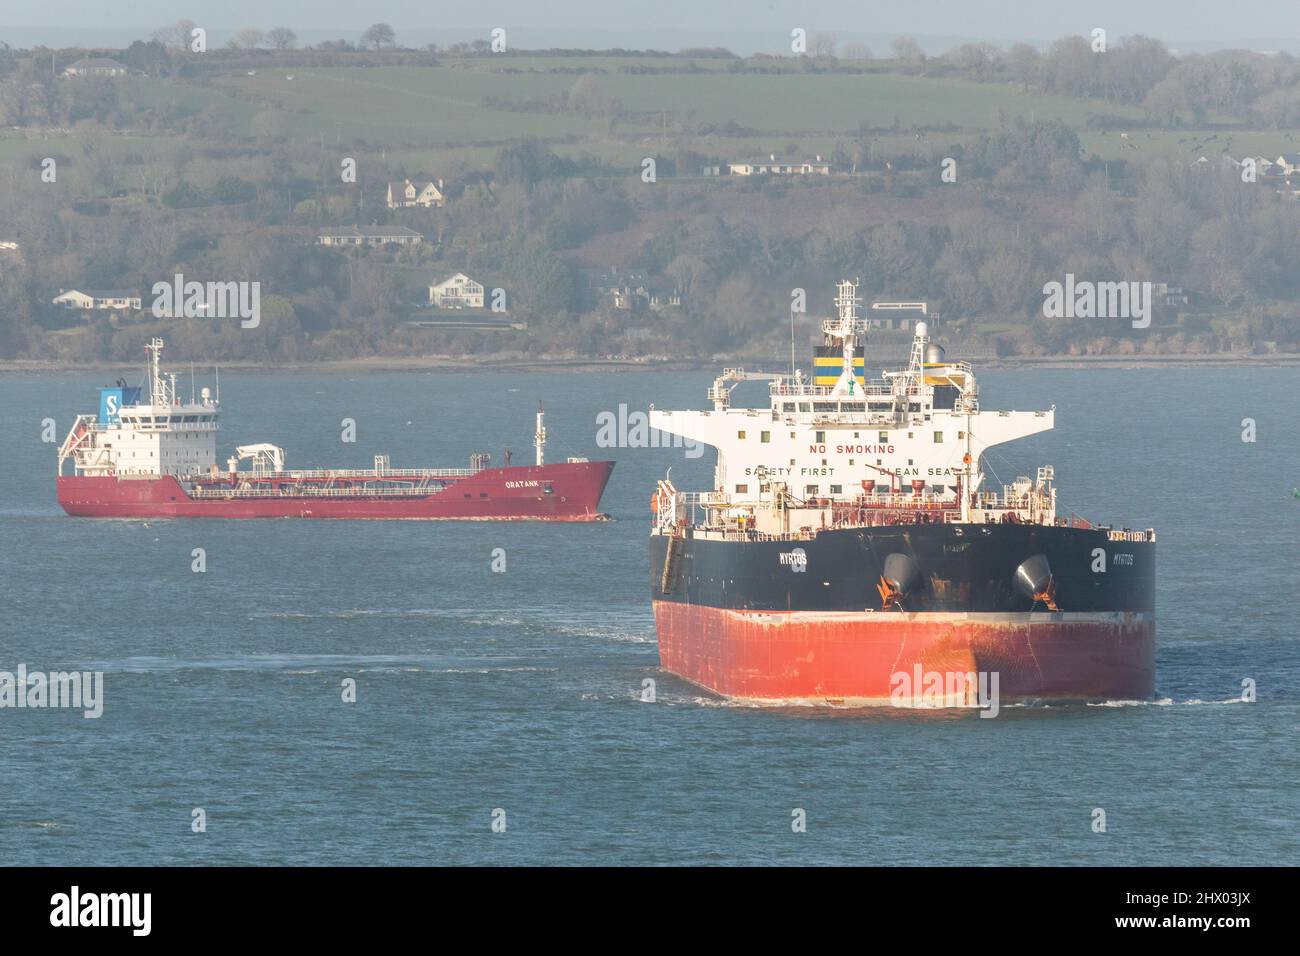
[4,0,1298,53]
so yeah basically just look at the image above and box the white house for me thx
[429,273,485,309]
[317,226,424,247]
[387,179,446,209]
[53,289,142,310]
[867,301,928,331]
[1274,154,1300,177]
[728,154,832,176]
[62,58,129,77]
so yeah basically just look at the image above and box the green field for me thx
[2,54,1295,198]
[211,62,1149,146]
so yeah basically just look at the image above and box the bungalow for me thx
[429,272,485,309]
[867,301,928,331]
[317,226,424,247]
[52,289,142,310]
[728,154,833,176]
[387,179,446,209]
[62,58,129,77]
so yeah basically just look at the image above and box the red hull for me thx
[653,602,1155,705]
[58,461,614,520]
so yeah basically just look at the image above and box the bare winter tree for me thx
[232,28,267,50]
[153,20,197,50]
[890,36,925,64]
[1005,43,1039,92]
[267,27,297,51]
[361,23,397,51]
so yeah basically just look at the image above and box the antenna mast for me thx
[145,337,168,406]
[825,278,865,397]
[534,403,546,466]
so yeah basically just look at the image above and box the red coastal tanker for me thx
[57,338,613,521]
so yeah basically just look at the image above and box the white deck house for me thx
[429,273,485,309]
[386,179,446,209]
[317,226,424,247]
[52,289,142,311]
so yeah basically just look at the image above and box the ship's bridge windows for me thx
[813,402,836,413]
[840,402,865,413]
[782,402,796,413]
[798,402,811,412]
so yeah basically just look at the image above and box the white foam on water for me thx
[75,654,543,674]
[1087,696,1246,708]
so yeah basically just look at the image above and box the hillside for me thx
[0,34,1297,364]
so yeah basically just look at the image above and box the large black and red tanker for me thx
[647,280,1155,706]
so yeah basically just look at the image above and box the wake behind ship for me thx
[57,338,613,520]
[648,281,1154,705]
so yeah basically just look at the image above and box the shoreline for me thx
[1,352,1297,374]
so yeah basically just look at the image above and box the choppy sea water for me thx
[0,366,1296,865]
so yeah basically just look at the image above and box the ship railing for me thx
[188,484,451,499]
[234,467,479,480]
[768,383,898,398]
[1106,528,1156,543]
[663,485,1069,533]
[70,418,219,432]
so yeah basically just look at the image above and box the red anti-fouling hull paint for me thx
[653,602,1155,704]
[58,461,614,520]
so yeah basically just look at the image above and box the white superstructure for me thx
[57,338,221,478]
[650,280,1057,529]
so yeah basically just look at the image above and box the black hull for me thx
[651,523,1154,614]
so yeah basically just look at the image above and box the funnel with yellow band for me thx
[812,345,865,387]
